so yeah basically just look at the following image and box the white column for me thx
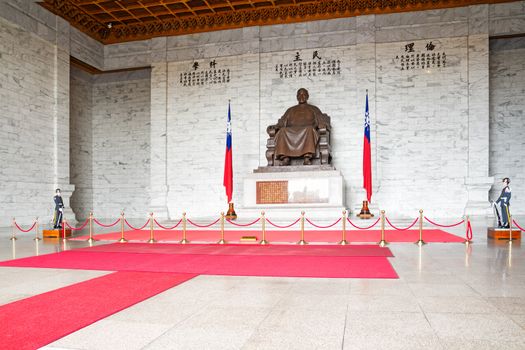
[149,38,170,219]
[54,17,76,222]
[464,5,493,216]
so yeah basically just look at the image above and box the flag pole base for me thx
[225,203,237,220]
[415,240,426,246]
[378,239,388,247]
[180,238,189,244]
[338,240,349,245]
[260,239,269,245]
[217,239,226,245]
[297,240,308,245]
[357,200,374,219]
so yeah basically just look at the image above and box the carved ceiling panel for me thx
[39,0,514,44]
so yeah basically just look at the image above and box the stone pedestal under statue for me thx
[242,165,346,220]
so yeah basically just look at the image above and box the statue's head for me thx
[296,88,309,104]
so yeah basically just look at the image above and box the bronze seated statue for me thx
[265,88,332,166]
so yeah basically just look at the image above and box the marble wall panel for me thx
[374,37,469,217]
[489,37,525,214]
[90,71,151,218]
[0,17,58,225]
[70,67,94,219]
[166,54,260,217]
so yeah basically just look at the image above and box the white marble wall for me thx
[489,37,525,215]
[70,67,94,219]
[90,70,152,218]
[374,37,470,217]
[166,55,260,216]
[0,16,57,226]
[2,0,525,224]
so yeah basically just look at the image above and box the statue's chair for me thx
[265,113,332,166]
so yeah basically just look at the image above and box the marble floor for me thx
[1,217,525,350]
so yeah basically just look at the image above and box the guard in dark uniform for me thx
[53,188,64,229]
[495,178,511,228]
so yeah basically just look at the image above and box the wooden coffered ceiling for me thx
[40,0,514,44]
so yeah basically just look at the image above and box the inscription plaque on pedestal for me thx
[256,181,288,204]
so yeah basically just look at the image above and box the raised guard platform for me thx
[487,227,521,240]
[243,165,345,219]
[43,229,72,239]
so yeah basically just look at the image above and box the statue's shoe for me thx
[303,158,312,165]
[280,157,291,166]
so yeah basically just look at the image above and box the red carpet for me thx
[75,242,394,257]
[0,245,397,279]
[0,271,195,350]
[69,228,465,243]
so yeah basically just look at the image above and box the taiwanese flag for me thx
[363,92,372,202]
[223,102,233,203]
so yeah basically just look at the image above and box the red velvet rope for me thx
[385,217,419,231]
[347,217,380,230]
[125,218,150,230]
[93,218,121,228]
[14,221,37,233]
[512,219,524,232]
[265,217,301,228]
[466,221,473,241]
[424,216,464,228]
[64,218,89,231]
[154,218,182,230]
[305,217,342,229]
[226,218,261,227]
[187,218,221,228]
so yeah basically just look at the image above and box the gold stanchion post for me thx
[415,209,426,246]
[87,212,97,244]
[118,211,127,243]
[10,218,17,241]
[180,212,189,244]
[147,212,156,243]
[62,217,67,243]
[260,211,268,245]
[218,212,226,244]
[464,215,471,245]
[34,217,41,241]
[298,211,307,245]
[508,211,513,245]
[378,210,388,247]
[339,210,348,245]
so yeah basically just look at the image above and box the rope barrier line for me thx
[226,218,261,227]
[305,217,341,229]
[124,218,151,231]
[424,216,464,228]
[385,217,419,231]
[93,218,121,228]
[347,217,380,230]
[14,221,37,233]
[265,217,301,229]
[64,219,89,231]
[187,218,221,228]
[466,221,473,241]
[512,219,525,232]
[153,218,182,230]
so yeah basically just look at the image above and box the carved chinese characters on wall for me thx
[393,41,447,71]
[275,51,341,79]
[179,59,231,87]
